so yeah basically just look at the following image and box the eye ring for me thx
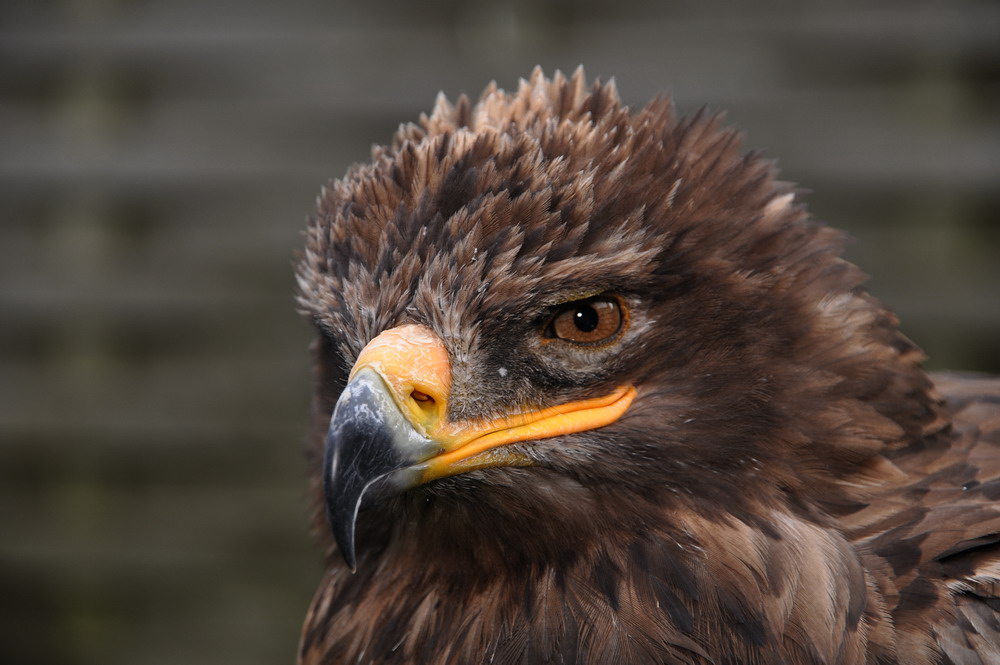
[543,296,627,346]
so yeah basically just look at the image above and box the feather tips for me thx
[296,70,1000,665]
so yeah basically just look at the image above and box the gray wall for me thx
[2,1,998,664]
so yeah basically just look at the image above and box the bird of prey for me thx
[294,68,1000,664]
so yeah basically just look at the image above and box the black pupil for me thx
[573,305,599,332]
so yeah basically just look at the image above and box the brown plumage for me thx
[294,68,1000,664]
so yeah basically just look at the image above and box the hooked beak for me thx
[323,324,635,570]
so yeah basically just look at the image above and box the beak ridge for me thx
[322,367,438,570]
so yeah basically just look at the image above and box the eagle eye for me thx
[545,297,625,345]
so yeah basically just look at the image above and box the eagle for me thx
[294,68,1000,664]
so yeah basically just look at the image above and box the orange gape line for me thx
[419,385,637,481]
[431,386,636,461]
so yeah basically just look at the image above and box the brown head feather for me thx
[295,68,999,665]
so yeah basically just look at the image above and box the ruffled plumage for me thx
[295,68,1000,665]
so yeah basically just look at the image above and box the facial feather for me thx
[296,68,1000,665]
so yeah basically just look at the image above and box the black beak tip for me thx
[338,535,358,573]
[323,444,361,571]
[327,503,358,571]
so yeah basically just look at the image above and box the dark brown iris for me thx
[546,297,624,344]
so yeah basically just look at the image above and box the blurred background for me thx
[1,1,998,664]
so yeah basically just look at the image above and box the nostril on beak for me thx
[408,389,439,419]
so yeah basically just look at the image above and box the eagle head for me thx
[295,69,942,626]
